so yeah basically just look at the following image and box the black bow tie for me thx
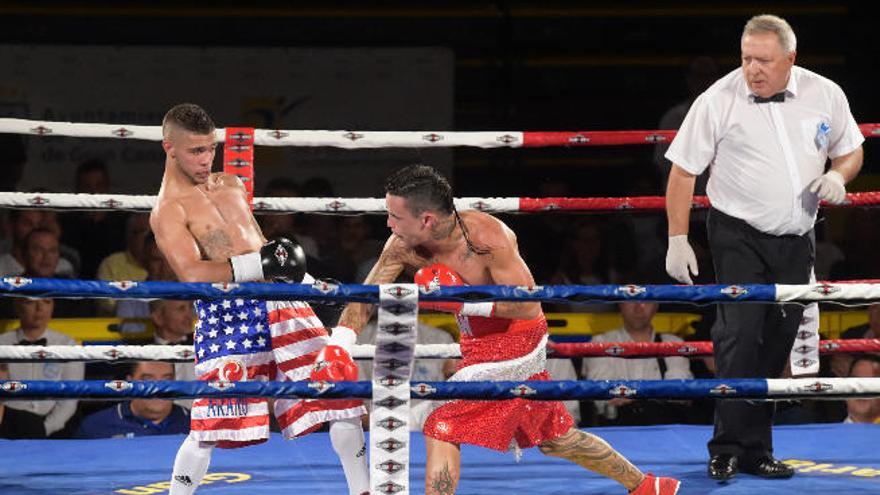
[754,92,786,104]
[18,338,47,346]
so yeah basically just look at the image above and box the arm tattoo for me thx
[426,464,456,495]
[539,429,644,490]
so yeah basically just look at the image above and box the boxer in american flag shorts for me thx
[152,104,369,495]
[191,298,364,447]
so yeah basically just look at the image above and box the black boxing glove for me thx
[229,238,307,283]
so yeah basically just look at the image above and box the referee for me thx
[664,14,864,481]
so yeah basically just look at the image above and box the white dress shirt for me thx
[584,328,693,419]
[0,328,84,435]
[666,66,864,235]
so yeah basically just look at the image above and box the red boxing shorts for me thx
[190,299,365,448]
[423,315,574,451]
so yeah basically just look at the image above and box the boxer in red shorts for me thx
[336,164,680,494]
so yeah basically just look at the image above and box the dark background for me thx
[1,1,876,196]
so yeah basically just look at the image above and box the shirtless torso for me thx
[149,127,265,283]
[338,207,541,331]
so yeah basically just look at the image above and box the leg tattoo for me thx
[539,428,644,491]
[426,463,457,495]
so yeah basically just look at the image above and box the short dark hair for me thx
[384,164,453,215]
[849,354,880,377]
[162,103,215,136]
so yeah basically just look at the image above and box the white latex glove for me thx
[808,170,846,204]
[665,235,698,285]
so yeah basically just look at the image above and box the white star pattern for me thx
[198,348,205,357]
[238,311,248,320]
[208,316,218,325]
[253,308,262,317]
[239,324,249,334]
[199,309,206,318]
[225,340,237,350]
[242,338,253,349]
[209,303,218,313]
[222,300,232,309]
[208,329,219,339]
[257,337,266,347]
[223,314,233,322]
[209,343,220,353]
[255,323,264,332]
[195,320,202,330]
[223,326,234,335]
[236,299,245,306]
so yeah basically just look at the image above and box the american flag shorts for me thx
[190,298,365,448]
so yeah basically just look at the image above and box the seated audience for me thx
[843,355,880,424]
[0,362,48,439]
[76,361,190,438]
[95,213,150,315]
[584,302,693,425]
[0,298,84,437]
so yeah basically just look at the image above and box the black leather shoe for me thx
[708,454,738,481]
[741,456,795,479]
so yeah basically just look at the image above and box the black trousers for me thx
[706,208,813,465]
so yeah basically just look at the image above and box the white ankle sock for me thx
[329,417,370,495]
[169,434,214,495]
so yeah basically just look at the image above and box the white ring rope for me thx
[0,118,521,149]
[0,192,522,213]
[0,344,457,362]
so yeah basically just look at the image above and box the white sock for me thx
[329,417,370,495]
[169,434,214,495]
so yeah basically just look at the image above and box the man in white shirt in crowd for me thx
[843,356,880,424]
[584,302,692,425]
[665,14,863,480]
[0,297,84,437]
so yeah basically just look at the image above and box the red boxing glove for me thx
[414,263,465,313]
[414,263,495,317]
[311,326,358,382]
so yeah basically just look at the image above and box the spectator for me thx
[0,298,84,437]
[149,299,197,409]
[338,216,382,283]
[114,233,176,335]
[547,219,619,312]
[584,302,693,425]
[0,362,48,439]
[843,355,880,424]
[0,210,75,277]
[95,213,151,315]
[59,159,128,279]
[75,361,190,438]
[257,177,319,259]
[830,304,880,378]
[357,319,457,430]
[654,56,720,195]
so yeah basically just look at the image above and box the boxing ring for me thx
[2,117,880,495]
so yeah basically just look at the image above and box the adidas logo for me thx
[174,475,193,486]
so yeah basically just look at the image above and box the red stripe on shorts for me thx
[268,305,318,324]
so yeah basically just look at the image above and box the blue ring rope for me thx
[0,277,781,304]
[0,379,871,401]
